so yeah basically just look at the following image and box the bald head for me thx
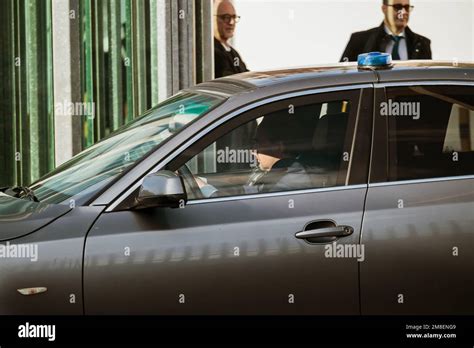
[214,0,237,44]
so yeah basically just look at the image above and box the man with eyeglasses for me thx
[213,0,248,78]
[340,0,432,62]
[213,0,255,174]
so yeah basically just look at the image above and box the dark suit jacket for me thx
[340,23,432,62]
[214,38,248,78]
[214,38,254,171]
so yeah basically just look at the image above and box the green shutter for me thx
[0,0,54,187]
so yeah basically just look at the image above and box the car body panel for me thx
[83,83,373,315]
[84,187,366,314]
[361,178,474,314]
[359,80,474,314]
[0,193,71,240]
[0,206,104,314]
[374,61,473,83]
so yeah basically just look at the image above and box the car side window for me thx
[167,92,361,200]
[385,85,474,181]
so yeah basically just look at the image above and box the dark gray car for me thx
[1,59,473,315]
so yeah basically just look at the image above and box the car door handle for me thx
[295,225,353,240]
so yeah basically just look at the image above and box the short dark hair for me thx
[383,0,389,4]
[255,112,299,158]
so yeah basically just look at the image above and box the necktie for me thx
[391,35,402,60]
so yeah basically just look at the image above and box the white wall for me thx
[233,0,474,71]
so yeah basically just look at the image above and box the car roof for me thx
[193,60,474,99]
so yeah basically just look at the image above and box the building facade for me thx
[0,0,213,186]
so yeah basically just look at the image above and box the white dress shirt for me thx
[384,25,408,60]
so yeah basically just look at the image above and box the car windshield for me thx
[30,91,225,205]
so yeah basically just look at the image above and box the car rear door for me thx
[84,86,373,314]
[361,83,474,314]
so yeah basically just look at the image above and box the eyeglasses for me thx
[387,4,414,12]
[215,14,241,24]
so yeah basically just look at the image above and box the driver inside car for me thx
[193,112,312,198]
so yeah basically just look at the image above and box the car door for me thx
[84,87,373,314]
[361,83,474,314]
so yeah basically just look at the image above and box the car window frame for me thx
[107,84,374,212]
[369,81,474,186]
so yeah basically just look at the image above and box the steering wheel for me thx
[177,164,204,200]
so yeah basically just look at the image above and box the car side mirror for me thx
[133,170,187,210]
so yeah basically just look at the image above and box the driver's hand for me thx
[195,176,208,189]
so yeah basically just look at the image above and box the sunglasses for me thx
[387,4,414,12]
[215,14,241,24]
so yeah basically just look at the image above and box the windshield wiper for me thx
[0,186,40,202]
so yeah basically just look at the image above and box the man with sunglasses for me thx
[340,0,431,62]
[213,0,248,78]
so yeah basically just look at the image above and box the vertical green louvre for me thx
[123,0,134,124]
[0,0,54,187]
[1,0,195,187]
[149,0,160,107]
[81,0,95,148]
[80,0,160,148]
[108,0,123,131]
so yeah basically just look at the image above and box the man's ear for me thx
[381,4,387,15]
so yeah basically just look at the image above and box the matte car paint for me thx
[84,187,366,314]
[0,206,104,314]
[361,178,474,314]
[0,194,71,240]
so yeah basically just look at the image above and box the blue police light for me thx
[357,52,393,70]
